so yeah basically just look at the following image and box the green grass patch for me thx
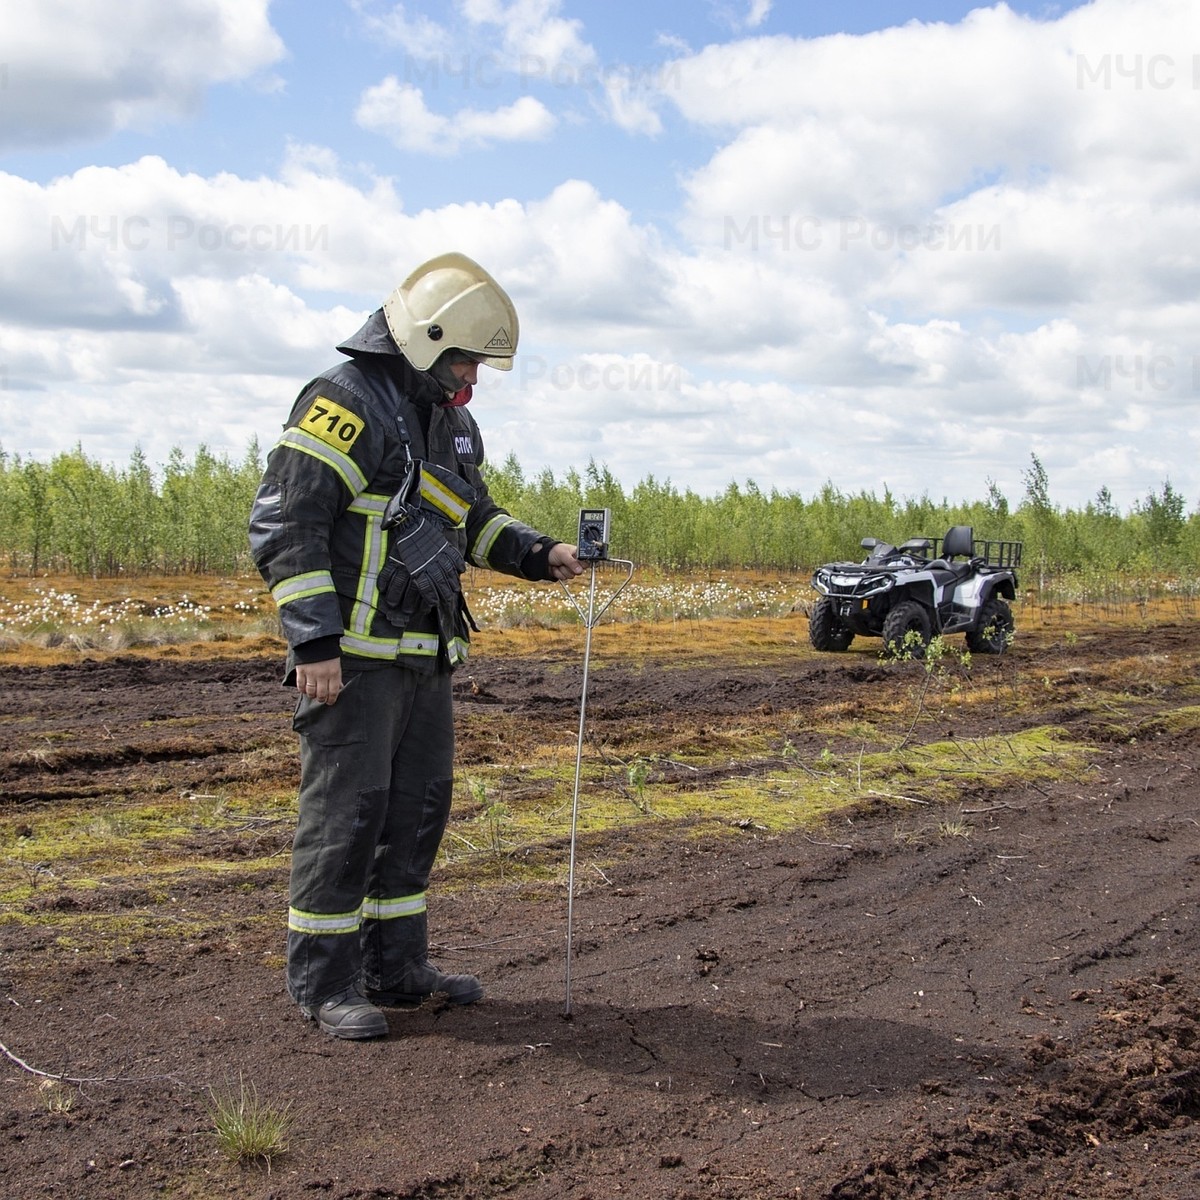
[0,715,1106,940]
[434,725,1096,892]
[0,790,294,914]
[208,1074,293,1168]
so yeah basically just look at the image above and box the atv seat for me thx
[928,525,976,580]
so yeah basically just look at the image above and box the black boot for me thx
[365,911,482,1007]
[300,989,388,1039]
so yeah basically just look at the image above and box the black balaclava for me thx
[427,350,477,403]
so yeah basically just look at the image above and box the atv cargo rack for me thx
[925,535,1023,569]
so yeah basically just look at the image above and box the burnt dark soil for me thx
[2,615,1199,1199]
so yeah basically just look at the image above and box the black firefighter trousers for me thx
[286,664,455,1008]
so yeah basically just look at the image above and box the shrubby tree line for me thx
[0,443,263,575]
[0,444,1195,580]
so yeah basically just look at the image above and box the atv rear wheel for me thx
[882,600,932,658]
[809,597,854,652]
[966,597,1014,655]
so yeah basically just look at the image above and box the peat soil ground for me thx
[1,612,1199,1198]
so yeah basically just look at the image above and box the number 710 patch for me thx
[299,396,364,451]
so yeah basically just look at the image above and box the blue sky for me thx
[7,2,1088,204]
[1,0,1197,513]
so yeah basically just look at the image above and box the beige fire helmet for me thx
[382,252,519,371]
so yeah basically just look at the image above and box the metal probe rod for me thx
[563,564,598,1016]
[559,557,634,1018]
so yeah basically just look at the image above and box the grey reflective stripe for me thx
[273,570,336,607]
[361,892,427,921]
[419,466,471,526]
[349,494,389,519]
[340,631,440,659]
[340,633,398,660]
[470,514,517,567]
[346,493,390,637]
[446,635,470,667]
[288,905,362,935]
[277,428,369,495]
[400,632,440,657]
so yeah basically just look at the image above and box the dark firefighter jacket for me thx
[248,311,553,676]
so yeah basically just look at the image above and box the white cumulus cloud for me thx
[3,1,1200,511]
[355,78,556,154]
[0,0,284,150]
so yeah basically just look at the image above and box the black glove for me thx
[378,503,466,622]
[377,461,477,629]
[435,592,481,667]
[375,557,423,628]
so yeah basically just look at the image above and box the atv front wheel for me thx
[882,600,932,658]
[966,597,1014,655]
[809,597,855,652]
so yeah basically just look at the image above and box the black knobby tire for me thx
[966,596,1014,655]
[809,597,854,652]
[882,599,932,658]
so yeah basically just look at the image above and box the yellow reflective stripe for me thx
[399,632,440,656]
[347,494,389,637]
[419,468,470,526]
[340,631,441,659]
[362,892,427,921]
[288,905,362,935]
[340,634,396,661]
[348,494,389,518]
[277,428,369,494]
[446,636,470,667]
[470,514,516,567]
[272,570,335,607]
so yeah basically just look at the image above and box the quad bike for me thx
[808,525,1021,657]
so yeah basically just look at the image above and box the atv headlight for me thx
[857,574,895,597]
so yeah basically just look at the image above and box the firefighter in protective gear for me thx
[249,253,583,1040]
